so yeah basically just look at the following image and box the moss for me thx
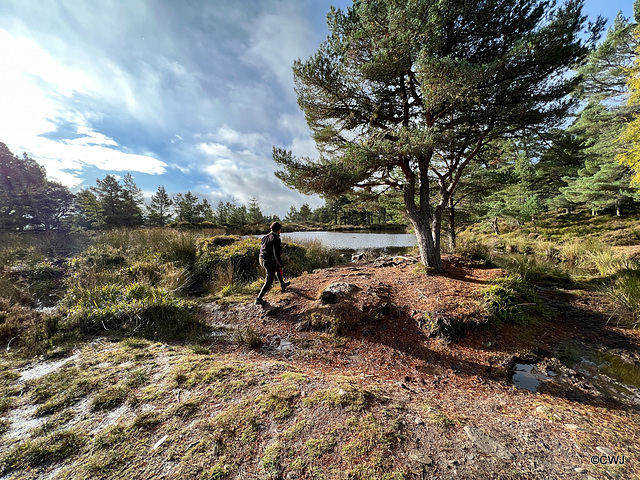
[261,441,283,478]
[258,384,300,419]
[303,384,380,412]
[209,403,261,446]
[306,436,337,458]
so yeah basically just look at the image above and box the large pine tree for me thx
[274,0,597,271]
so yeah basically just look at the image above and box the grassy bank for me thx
[0,228,344,356]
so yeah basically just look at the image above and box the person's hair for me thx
[270,221,282,232]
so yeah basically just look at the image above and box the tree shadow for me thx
[275,283,639,413]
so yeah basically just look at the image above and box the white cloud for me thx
[197,139,322,215]
[244,9,314,92]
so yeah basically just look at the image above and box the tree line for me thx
[0,143,404,231]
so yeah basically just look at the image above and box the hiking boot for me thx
[255,297,266,305]
[281,281,291,291]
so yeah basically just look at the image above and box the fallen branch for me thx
[416,289,428,300]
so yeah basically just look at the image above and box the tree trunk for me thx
[447,198,456,251]
[410,217,443,272]
[404,194,444,272]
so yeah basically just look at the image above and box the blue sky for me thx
[0,0,634,217]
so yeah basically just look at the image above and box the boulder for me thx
[320,282,359,304]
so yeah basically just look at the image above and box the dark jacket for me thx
[259,232,283,267]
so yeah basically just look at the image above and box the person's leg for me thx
[276,268,291,290]
[257,259,276,301]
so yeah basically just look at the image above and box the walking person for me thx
[256,222,290,305]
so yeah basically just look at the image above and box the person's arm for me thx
[273,236,284,268]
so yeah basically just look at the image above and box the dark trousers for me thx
[257,257,285,299]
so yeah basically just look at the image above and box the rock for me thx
[574,468,587,473]
[153,435,169,450]
[414,417,425,425]
[409,450,433,465]
[464,426,514,461]
[535,406,550,414]
[564,424,579,430]
[320,282,359,304]
[596,446,614,456]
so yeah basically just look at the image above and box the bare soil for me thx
[203,254,640,479]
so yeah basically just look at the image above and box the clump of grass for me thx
[583,242,632,276]
[606,269,640,328]
[31,366,99,414]
[62,283,203,340]
[483,274,540,324]
[1,429,85,473]
[91,385,128,411]
[0,365,20,415]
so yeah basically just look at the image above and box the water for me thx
[280,231,417,251]
[511,364,551,392]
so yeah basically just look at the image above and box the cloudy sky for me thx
[0,0,634,217]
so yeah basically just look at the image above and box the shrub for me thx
[483,274,540,324]
[453,236,490,261]
[282,239,342,276]
[0,297,39,348]
[196,237,262,284]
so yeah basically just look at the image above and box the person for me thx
[256,221,290,305]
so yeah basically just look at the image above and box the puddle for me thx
[556,342,640,388]
[277,338,294,351]
[553,341,640,403]
[511,364,551,392]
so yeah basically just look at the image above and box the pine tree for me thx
[274,0,595,271]
[73,189,105,229]
[147,186,173,226]
[562,101,638,215]
[0,143,47,230]
[121,173,144,227]
[247,197,265,225]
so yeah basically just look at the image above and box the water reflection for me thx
[281,231,417,251]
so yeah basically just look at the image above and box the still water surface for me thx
[281,231,417,251]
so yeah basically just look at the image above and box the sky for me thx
[0,0,635,218]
